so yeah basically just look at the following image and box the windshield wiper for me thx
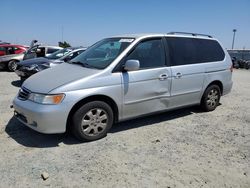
[69,61,97,69]
[69,61,82,65]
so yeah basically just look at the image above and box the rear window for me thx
[167,37,225,66]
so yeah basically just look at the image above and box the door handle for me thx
[175,72,182,79]
[159,74,168,80]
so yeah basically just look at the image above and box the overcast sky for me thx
[1,0,249,49]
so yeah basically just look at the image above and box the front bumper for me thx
[13,96,70,134]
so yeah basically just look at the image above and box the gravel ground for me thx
[0,69,249,188]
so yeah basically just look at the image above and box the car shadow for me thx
[11,80,23,87]
[5,117,81,148]
[5,106,205,148]
[110,106,204,133]
[0,69,9,72]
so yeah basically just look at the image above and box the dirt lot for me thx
[0,69,249,188]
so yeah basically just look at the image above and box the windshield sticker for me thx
[119,39,134,43]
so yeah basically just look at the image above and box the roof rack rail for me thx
[167,32,213,38]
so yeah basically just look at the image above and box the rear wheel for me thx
[8,60,18,71]
[201,85,221,112]
[72,101,113,141]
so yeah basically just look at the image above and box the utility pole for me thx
[61,26,64,42]
[232,29,237,49]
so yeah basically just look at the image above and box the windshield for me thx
[47,48,72,60]
[69,38,134,69]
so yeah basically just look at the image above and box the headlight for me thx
[28,93,65,104]
[39,63,50,69]
[27,64,39,71]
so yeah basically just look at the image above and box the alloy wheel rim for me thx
[206,89,219,108]
[10,62,17,71]
[81,108,108,136]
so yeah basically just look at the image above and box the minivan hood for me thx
[22,63,100,93]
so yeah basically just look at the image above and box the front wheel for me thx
[8,60,18,71]
[201,85,221,112]
[72,101,114,141]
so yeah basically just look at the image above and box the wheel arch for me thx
[205,80,223,95]
[201,80,223,104]
[66,95,119,131]
[9,59,20,63]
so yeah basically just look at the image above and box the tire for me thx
[245,63,249,70]
[72,101,114,141]
[201,85,221,112]
[8,60,18,71]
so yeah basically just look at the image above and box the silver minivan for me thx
[13,32,233,141]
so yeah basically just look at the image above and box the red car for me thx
[0,44,28,56]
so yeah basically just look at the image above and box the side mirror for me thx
[124,59,140,71]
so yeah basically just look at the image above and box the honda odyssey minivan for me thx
[13,32,233,141]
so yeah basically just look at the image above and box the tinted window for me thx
[65,51,82,61]
[167,37,225,66]
[47,48,72,59]
[0,47,6,55]
[6,47,15,55]
[37,47,46,57]
[127,39,165,69]
[47,48,59,54]
[70,50,83,58]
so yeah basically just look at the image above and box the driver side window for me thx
[126,38,165,69]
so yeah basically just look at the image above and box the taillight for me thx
[230,64,233,72]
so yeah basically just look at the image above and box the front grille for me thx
[18,87,31,101]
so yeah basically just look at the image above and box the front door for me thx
[121,38,172,120]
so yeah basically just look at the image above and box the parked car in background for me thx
[0,44,27,56]
[15,47,86,80]
[13,32,233,142]
[0,44,28,70]
[23,45,62,60]
[228,49,250,69]
[0,53,26,71]
[0,45,62,71]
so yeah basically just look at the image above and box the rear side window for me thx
[14,47,21,51]
[6,47,15,55]
[167,37,225,66]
